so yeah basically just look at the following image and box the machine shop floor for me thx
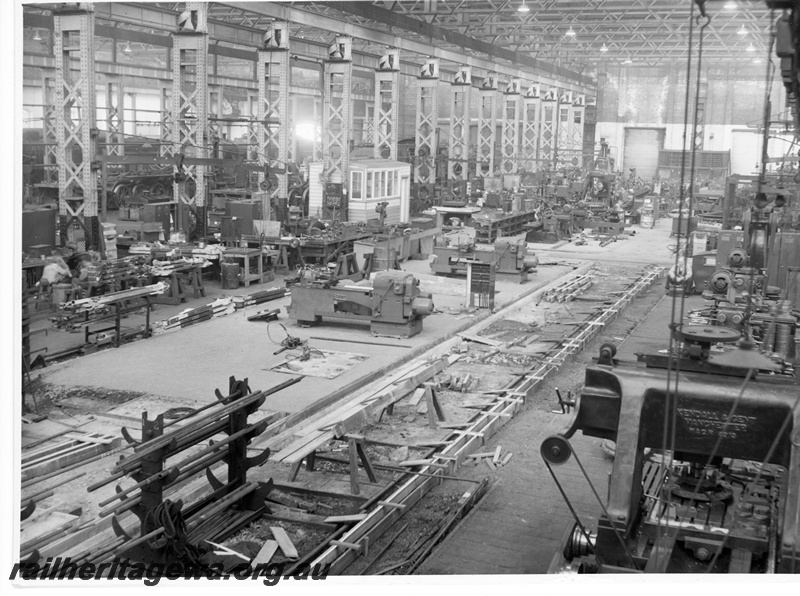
[416,277,680,575]
[32,260,575,417]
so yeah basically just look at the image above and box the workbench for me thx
[74,295,154,348]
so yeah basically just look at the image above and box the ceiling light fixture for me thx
[746,43,755,52]
[752,58,762,63]
[724,1,737,9]
[738,25,747,36]
[123,42,132,53]
[623,58,632,64]
[32,29,42,41]
[518,0,530,13]
[566,26,576,37]
[600,43,608,52]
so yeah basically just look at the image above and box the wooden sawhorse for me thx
[287,434,377,495]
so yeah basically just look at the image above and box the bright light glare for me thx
[295,122,316,141]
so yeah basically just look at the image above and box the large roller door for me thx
[623,127,665,179]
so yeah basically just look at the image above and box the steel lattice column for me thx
[521,83,540,173]
[160,87,173,157]
[53,6,98,250]
[477,74,497,178]
[322,35,352,186]
[414,58,439,186]
[570,94,585,168]
[448,66,472,182]
[501,79,521,175]
[258,22,291,202]
[373,49,399,160]
[171,2,208,235]
[539,88,558,169]
[42,77,58,184]
[694,77,708,151]
[105,81,125,157]
[556,91,573,169]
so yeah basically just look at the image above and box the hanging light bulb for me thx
[746,43,755,52]
[600,43,608,52]
[32,29,42,41]
[518,0,529,13]
[123,42,132,53]
[737,25,748,36]
[724,1,737,9]
[566,26,576,37]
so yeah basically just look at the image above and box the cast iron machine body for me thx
[430,236,538,283]
[287,269,434,338]
[543,337,800,573]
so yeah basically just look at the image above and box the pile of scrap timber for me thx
[22,431,121,483]
[264,355,460,466]
[542,274,593,302]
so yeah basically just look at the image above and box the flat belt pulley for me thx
[541,435,572,465]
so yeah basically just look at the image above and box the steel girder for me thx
[448,68,471,182]
[171,2,208,221]
[501,81,521,176]
[477,80,498,178]
[570,94,586,168]
[258,26,291,202]
[42,77,58,185]
[414,60,439,186]
[322,37,353,185]
[539,88,559,169]
[373,68,400,160]
[105,81,125,158]
[54,6,99,250]
[521,84,541,173]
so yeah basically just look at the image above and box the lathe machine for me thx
[542,326,800,573]
[430,236,538,283]
[286,269,434,338]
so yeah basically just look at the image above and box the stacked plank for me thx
[542,274,593,302]
[22,432,122,482]
[233,287,288,310]
[269,355,459,465]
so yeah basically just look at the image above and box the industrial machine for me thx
[430,236,538,282]
[543,328,800,573]
[286,269,434,338]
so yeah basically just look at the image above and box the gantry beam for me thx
[223,2,593,93]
